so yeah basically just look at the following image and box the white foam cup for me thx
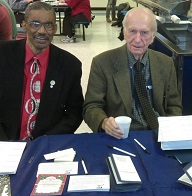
[115,116,132,139]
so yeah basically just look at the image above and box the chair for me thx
[75,21,90,41]
[74,14,95,41]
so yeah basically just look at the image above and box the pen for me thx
[107,145,136,157]
[81,157,88,175]
[134,139,151,154]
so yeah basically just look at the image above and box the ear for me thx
[150,31,156,44]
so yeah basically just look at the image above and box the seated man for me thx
[60,0,91,43]
[0,1,84,141]
[83,7,182,139]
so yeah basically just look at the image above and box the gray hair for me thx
[24,2,56,22]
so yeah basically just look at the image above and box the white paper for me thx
[44,148,76,160]
[178,173,192,185]
[0,141,27,175]
[158,116,192,142]
[54,152,76,162]
[67,175,110,192]
[108,157,126,184]
[112,154,141,182]
[36,162,78,177]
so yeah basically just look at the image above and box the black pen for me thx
[134,139,151,154]
[81,157,88,175]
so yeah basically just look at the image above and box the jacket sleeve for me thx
[44,68,84,136]
[165,59,182,116]
[83,57,109,133]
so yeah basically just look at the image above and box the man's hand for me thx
[102,117,124,139]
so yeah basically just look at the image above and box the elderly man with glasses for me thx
[0,1,84,141]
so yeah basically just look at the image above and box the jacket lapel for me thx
[34,45,63,131]
[113,45,132,114]
[149,50,165,111]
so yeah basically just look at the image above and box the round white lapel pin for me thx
[50,80,56,88]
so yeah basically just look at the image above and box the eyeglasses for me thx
[127,29,152,38]
[27,21,56,31]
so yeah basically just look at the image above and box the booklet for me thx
[67,175,110,192]
[31,174,67,196]
[158,116,192,150]
[110,154,141,183]
[0,141,27,175]
[36,162,78,177]
[106,154,141,192]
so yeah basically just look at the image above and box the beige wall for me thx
[90,0,137,8]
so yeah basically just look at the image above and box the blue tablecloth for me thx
[10,131,192,195]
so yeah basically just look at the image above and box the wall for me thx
[90,0,137,8]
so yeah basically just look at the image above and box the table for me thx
[10,131,192,195]
[52,5,69,35]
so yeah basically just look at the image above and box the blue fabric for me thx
[10,131,192,195]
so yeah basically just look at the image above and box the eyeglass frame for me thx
[27,21,56,31]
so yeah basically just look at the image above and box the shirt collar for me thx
[25,43,50,67]
[127,50,149,69]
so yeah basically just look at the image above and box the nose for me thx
[38,25,46,33]
[134,32,142,42]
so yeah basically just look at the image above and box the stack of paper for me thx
[44,148,76,162]
[158,116,192,150]
[0,141,27,175]
[106,154,141,192]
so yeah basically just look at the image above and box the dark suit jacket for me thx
[0,40,84,140]
[83,44,182,132]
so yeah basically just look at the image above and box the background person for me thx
[0,0,17,39]
[83,7,182,139]
[60,0,91,43]
[6,0,33,24]
[106,0,117,23]
[0,3,12,40]
[0,1,84,141]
